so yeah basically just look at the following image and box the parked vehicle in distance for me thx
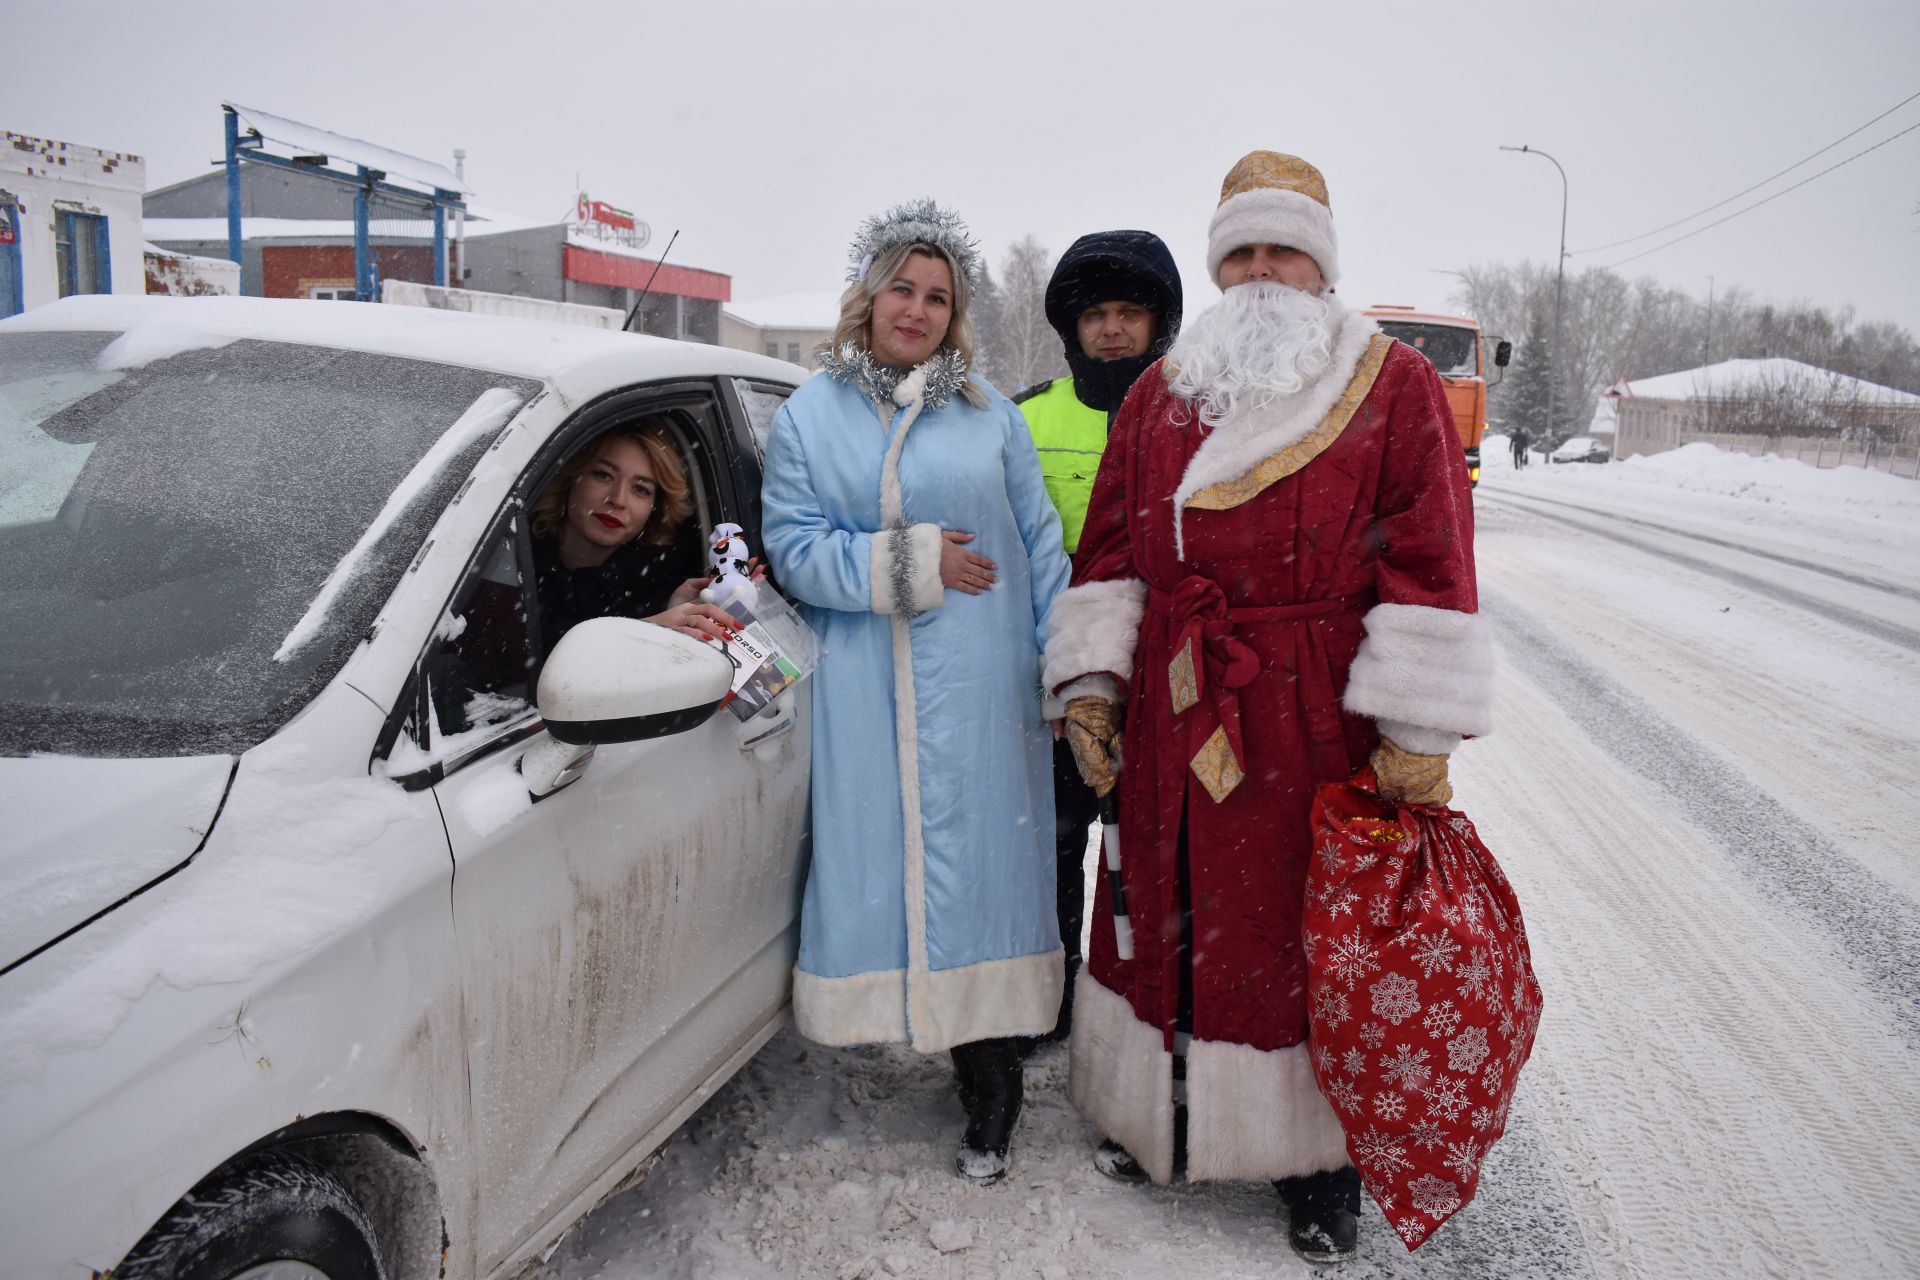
[1550,435,1612,465]
[0,295,813,1279]
[1365,304,1512,487]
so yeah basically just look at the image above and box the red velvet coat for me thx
[1048,324,1482,1184]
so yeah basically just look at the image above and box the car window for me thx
[731,378,792,466]
[392,392,730,780]
[1375,322,1479,378]
[0,331,540,757]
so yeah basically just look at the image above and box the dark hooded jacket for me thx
[1017,231,1182,554]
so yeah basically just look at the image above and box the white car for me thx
[1549,435,1611,464]
[0,296,812,1278]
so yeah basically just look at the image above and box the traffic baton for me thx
[1099,793,1134,960]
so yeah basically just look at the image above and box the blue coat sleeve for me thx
[760,400,879,614]
[1001,397,1071,651]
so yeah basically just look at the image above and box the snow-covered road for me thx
[535,444,1920,1280]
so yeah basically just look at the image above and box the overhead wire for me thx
[1571,88,1920,256]
[1600,118,1920,271]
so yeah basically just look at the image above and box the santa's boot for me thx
[1277,1165,1361,1264]
[951,1038,1023,1185]
[1092,1138,1149,1185]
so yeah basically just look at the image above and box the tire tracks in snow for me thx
[1477,492,1920,653]
[1483,588,1920,1048]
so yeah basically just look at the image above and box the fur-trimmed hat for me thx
[1205,151,1339,288]
[847,197,985,290]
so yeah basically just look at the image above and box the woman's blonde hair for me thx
[529,419,694,547]
[824,242,990,409]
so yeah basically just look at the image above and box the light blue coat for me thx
[762,366,1072,1053]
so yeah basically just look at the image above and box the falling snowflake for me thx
[1326,927,1381,991]
[1443,1139,1484,1182]
[1326,1078,1363,1115]
[1343,1047,1369,1077]
[1352,1128,1411,1177]
[1425,1074,1470,1122]
[1456,949,1496,1004]
[1409,930,1462,977]
[1408,1118,1448,1150]
[1359,1022,1387,1049]
[1370,972,1421,1025]
[1447,1025,1491,1074]
[1381,1043,1433,1093]
[1422,999,1463,1039]
[1312,986,1351,1030]
[1373,1091,1407,1121]
[1409,1173,1462,1220]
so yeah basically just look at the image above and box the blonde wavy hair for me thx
[529,420,694,547]
[824,242,990,409]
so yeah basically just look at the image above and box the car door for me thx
[397,381,810,1274]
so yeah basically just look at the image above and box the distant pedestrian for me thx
[1511,427,1531,468]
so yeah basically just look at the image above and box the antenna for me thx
[622,229,680,334]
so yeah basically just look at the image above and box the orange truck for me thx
[1364,304,1510,486]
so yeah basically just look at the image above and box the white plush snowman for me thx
[700,521,759,610]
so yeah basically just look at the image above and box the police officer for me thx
[1016,230,1182,1041]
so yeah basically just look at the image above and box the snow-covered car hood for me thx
[0,755,233,971]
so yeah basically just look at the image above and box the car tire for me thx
[114,1152,383,1280]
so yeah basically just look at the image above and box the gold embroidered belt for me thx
[1160,576,1362,803]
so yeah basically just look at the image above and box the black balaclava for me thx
[1043,230,1184,414]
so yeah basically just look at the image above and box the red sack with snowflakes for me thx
[1302,768,1543,1250]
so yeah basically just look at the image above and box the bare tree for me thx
[975,236,1066,395]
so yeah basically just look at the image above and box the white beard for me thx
[1165,284,1343,430]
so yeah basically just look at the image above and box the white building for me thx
[721,290,842,369]
[1,132,147,319]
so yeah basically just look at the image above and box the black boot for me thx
[1277,1166,1361,1264]
[1092,1138,1149,1185]
[948,1044,979,1117]
[951,1038,1023,1184]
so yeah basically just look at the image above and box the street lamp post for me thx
[1500,144,1568,441]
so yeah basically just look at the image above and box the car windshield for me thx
[0,330,540,757]
[1376,322,1479,378]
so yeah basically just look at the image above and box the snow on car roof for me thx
[1,294,806,386]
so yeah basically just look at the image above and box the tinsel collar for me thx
[819,343,971,410]
[847,198,985,288]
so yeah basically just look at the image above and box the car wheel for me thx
[114,1152,383,1280]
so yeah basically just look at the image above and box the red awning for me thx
[563,245,730,302]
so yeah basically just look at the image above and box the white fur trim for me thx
[794,949,1064,1054]
[1184,1038,1352,1181]
[891,607,932,1045]
[893,365,928,407]
[1343,603,1496,739]
[1375,718,1461,756]
[1043,579,1148,693]
[1207,186,1341,287]
[869,521,944,615]
[1068,970,1177,1184]
[1170,310,1379,530]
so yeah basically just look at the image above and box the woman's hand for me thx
[667,576,709,608]
[939,530,998,595]
[646,601,742,643]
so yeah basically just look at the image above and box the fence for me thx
[1676,432,1920,480]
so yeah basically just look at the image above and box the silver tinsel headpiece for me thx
[847,198,984,289]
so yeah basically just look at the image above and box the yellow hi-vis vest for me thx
[1017,377,1108,555]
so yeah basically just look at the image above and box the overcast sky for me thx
[8,0,1919,344]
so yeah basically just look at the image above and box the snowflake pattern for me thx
[1370,972,1421,1025]
[1447,1025,1491,1074]
[1422,999,1463,1040]
[1302,794,1541,1247]
[1409,1174,1462,1221]
[1409,930,1462,977]
[1381,1043,1433,1093]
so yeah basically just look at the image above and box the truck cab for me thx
[1364,304,1510,486]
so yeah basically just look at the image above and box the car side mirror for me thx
[1493,339,1513,368]
[537,616,734,745]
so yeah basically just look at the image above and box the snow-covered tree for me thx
[974,235,1065,395]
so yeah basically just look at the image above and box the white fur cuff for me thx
[870,521,945,617]
[1043,579,1147,693]
[1207,187,1341,287]
[1343,603,1496,739]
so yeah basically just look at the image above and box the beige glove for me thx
[1063,696,1124,798]
[1372,735,1453,807]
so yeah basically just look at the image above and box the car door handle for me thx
[739,717,794,750]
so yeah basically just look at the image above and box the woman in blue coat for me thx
[762,200,1072,1183]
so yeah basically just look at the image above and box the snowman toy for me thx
[700,522,759,611]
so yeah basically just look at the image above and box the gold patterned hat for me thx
[1206,150,1340,288]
